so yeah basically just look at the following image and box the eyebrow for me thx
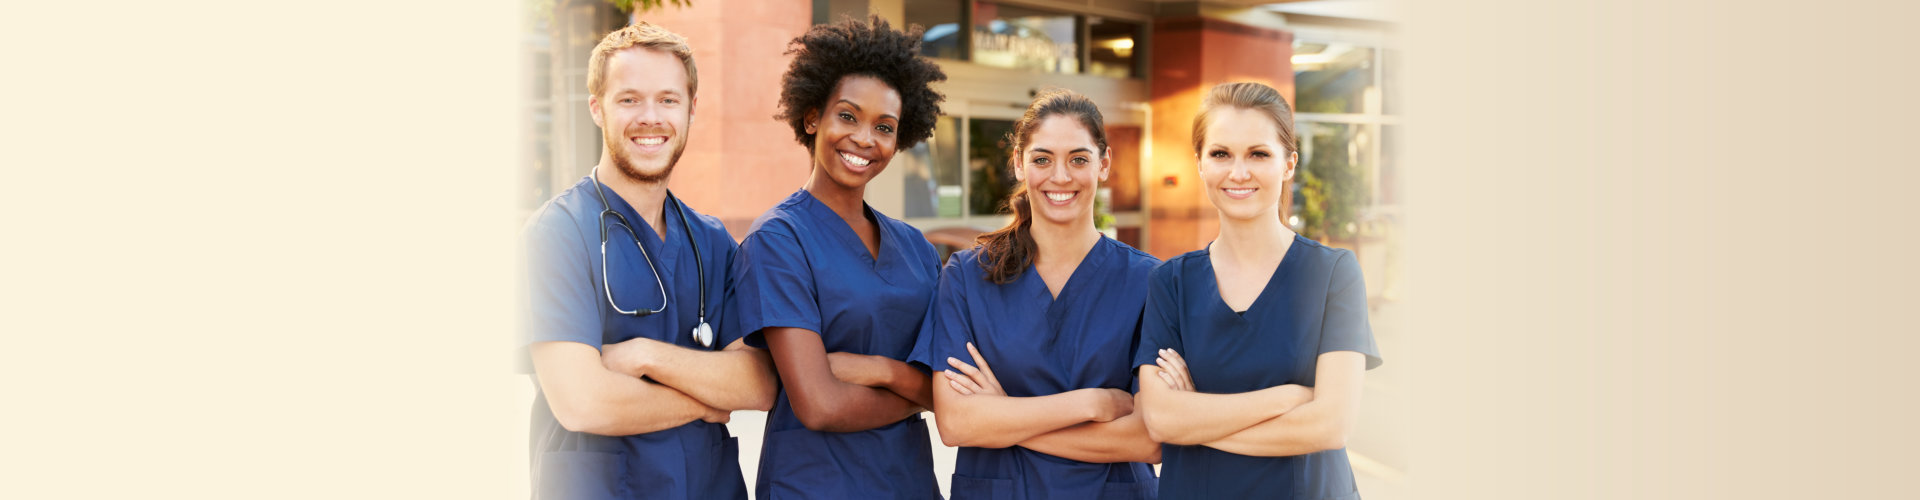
[612,88,684,97]
[836,99,898,121]
[1031,147,1094,155]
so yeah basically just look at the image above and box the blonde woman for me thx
[1135,82,1382,499]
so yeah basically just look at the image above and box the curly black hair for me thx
[776,15,947,152]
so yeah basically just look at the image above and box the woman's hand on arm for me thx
[1137,349,1315,445]
[531,341,731,437]
[1200,351,1367,457]
[764,327,923,433]
[601,337,778,411]
[826,351,934,410]
[931,342,1125,448]
[1015,411,1163,464]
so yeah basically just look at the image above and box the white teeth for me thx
[1044,192,1074,202]
[840,152,871,166]
[635,137,665,146]
[1225,188,1256,195]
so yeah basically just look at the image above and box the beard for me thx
[603,129,686,184]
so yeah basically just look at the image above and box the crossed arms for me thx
[1136,349,1366,457]
[761,327,934,433]
[933,342,1161,464]
[530,338,777,436]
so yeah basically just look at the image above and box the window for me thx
[967,118,1018,215]
[970,2,1079,73]
[523,2,624,213]
[1289,38,1400,242]
[900,116,962,218]
[904,1,1143,79]
[1293,42,1376,114]
[1087,16,1143,79]
[906,0,966,60]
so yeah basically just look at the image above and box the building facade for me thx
[523,0,1398,264]
[519,1,1406,495]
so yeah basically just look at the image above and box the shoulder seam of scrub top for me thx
[735,220,824,339]
[742,190,809,236]
[1105,238,1163,271]
[943,246,978,280]
[744,211,801,241]
[526,195,597,286]
[675,195,736,243]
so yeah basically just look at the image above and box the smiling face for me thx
[806,75,902,192]
[1016,115,1109,228]
[1199,107,1298,221]
[589,47,694,183]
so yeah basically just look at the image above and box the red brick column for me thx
[635,1,814,240]
[1146,16,1294,259]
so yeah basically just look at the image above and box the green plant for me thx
[609,0,691,13]
[1292,122,1370,241]
[1094,191,1115,232]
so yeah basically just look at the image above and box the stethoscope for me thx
[590,166,714,348]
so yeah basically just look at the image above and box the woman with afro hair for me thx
[721,15,948,499]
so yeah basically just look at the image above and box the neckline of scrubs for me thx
[798,189,892,270]
[599,185,686,271]
[1024,235,1111,303]
[1030,237,1113,333]
[1203,234,1307,320]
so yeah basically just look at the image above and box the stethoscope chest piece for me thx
[692,320,714,349]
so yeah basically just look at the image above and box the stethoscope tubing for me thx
[590,166,712,348]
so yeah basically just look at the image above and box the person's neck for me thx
[1213,212,1294,268]
[596,158,670,238]
[803,168,868,226]
[1031,216,1102,269]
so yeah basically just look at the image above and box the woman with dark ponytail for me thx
[915,88,1163,499]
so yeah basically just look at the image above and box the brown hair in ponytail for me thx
[974,88,1109,284]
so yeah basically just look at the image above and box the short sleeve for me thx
[519,211,603,357]
[1132,260,1185,373]
[1318,250,1382,370]
[726,227,820,349]
[910,257,972,375]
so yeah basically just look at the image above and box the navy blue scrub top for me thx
[727,189,942,500]
[914,237,1162,500]
[520,174,746,500]
[1132,235,1382,500]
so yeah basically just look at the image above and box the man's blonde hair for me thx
[587,22,697,98]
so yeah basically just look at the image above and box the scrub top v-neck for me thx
[726,189,942,499]
[1132,234,1382,500]
[521,174,746,500]
[915,237,1162,500]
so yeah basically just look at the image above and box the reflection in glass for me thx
[903,116,962,218]
[972,2,1079,74]
[907,0,965,60]
[968,118,1018,216]
[1087,17,1142,78]
[1291,122,1374,240]
[1293,41,1376,114]
[1381,49,1401,115]
[1379,124,1399,206]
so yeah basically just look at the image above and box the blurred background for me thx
[10,1,1918,499]
[514,1,1407,498]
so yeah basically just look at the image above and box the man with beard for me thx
[521,22,775,500]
